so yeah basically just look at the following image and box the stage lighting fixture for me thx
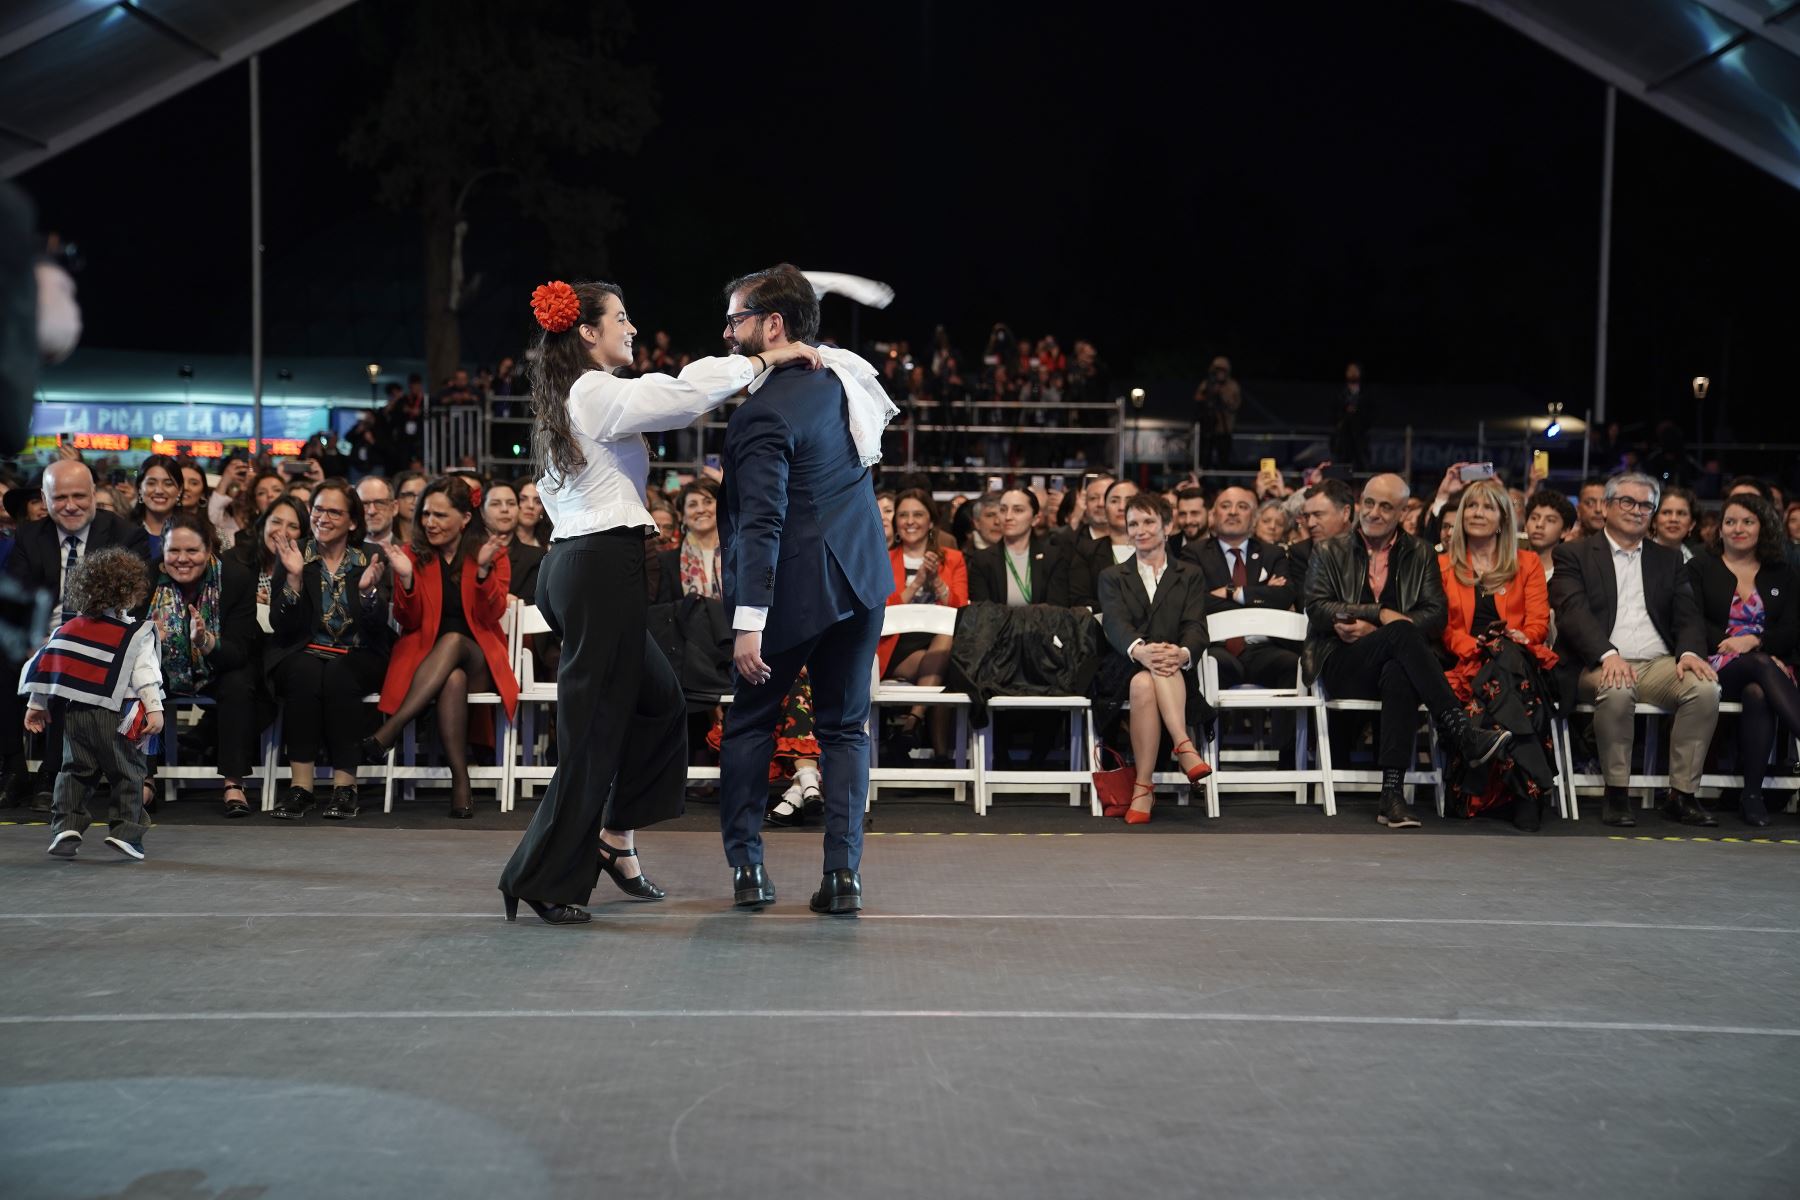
[1543,400,1563,439]
[1692,376,1710,400]
[1129,387,1145,409]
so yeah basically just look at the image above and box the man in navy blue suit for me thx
[717,264,893,915]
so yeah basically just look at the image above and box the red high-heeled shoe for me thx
[1173,739,1212,783]
[1124,782,1155,825]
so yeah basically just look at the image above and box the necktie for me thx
[1225,547,1248,656]
[61,534,81,623]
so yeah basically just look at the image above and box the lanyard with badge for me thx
[1004,550,1032,604]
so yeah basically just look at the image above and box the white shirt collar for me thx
[1604,531,1642,559]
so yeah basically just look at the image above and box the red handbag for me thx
[1092,744,1138,819]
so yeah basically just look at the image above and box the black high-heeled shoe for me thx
[598,840,665,901]
[359,735,387,765]
[447,779,474,820]
[501,891,591,925]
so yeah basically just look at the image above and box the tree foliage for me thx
[343,0,656,385]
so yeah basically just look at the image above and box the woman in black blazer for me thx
[1096,492,1211,823]
[265,480,391,822]
[144,513,261,816]
[1687,493,1800,827]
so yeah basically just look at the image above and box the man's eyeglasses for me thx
[1608,496,1654,514]
[724,309,766,331]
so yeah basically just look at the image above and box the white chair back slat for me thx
[1204,608,1308,644]
[880,604,959,638]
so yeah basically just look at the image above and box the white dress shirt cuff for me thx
[734,606,769,633]
[1127,638,1144,661]
[1600,648,1620,661]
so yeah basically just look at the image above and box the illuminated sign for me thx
[71,433,130,451]
[30,402,343,442]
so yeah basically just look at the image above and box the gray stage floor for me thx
[2,821,1796,1200]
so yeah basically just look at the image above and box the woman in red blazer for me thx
[364,477,519,817]
[1436,478,1558,828]
[877,489,968,759]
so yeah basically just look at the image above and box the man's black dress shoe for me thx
[1600,795,1637,828]
[1660,791,1718,828]
[1739,792,1773,828]
[270,787,314,821]
[733,864,775,908]
[809,868,862,916]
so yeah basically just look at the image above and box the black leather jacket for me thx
[1300,531,1447,682]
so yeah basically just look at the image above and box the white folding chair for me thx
[1553,701,1671,820]
[510,602,557,811]
[1312,684,1444,818]
[869,604,978,807]
[1198,609,1329,818]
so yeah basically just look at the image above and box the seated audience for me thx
[481,479,545,600]
[1688,493,1799,827]
[266,480,390,822]
[133,454,182,560]
[365,477,519,819]
[1436,479,1558,830]
[1252,498,1293,547]
[1523,490,1576,575]
[391,470,427,544]
[177,459,208,513]
[874,489,897,547]
[146,513,260,817]
[1182,485,1297,689]
[1096,492,1211,823]
[1061,472,1115,606]
[1302,473,1511,829]
[1652,485,1698,561]
[356,476,400,549]
[514,477,551,549]
[1169,485,1209,557]
[963,493,1003,554]
[1549,472,1720,829]
[1287,478,1355,576]
[877,489,968,759]
[966,487,1070,607]
[1575,478,1608,537]
[1071,478,1139,608]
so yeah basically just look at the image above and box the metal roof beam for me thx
[0,0,359,179]
[1690,0,1800,60]
[1455,0,1800,192]
[0,0,114,62]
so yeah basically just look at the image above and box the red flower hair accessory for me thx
[531,280,581,333]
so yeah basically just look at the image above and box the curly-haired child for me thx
[19,547,165,861]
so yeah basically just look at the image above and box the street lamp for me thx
[366,362,381,404]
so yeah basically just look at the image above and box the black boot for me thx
[1660,790,1718,828]
[1376,767,1419,828]
[809,868,863,915]
[1436,706,1512,768]
[1739,790,1772,829]
[1599,785,1635,827]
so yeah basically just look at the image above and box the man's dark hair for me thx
[1305,478,1354,511]
[724,263,820,344]
[1174,485,1207,505]
[1726,475,1775,504]
[1579,476,1608,495]
[1525,488,1576,530]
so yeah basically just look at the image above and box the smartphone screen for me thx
[1459,462,1496,483]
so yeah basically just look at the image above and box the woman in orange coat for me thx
[1436,477,1558,829]
[364,476,519,817]
[877,489,968,759]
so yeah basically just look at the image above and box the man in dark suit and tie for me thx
[967,487,1069,607]
[718,264,893,916]
[2,459,152,807]
[1549,472,1720,829]
[1180,485,1298,689]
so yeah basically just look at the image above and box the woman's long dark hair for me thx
[530,280,625,484]
[410,475,487,566]
[1722,493,1785,565]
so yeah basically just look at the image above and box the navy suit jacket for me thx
[721,363,891,655]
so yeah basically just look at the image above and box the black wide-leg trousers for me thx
[499,530,687,907]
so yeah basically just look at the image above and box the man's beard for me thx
[731,328,766,357]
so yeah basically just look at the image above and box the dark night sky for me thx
[18,0,1800,438]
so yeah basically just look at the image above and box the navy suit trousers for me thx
[719,604,884,873]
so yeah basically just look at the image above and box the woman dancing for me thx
[497,279,819,925]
